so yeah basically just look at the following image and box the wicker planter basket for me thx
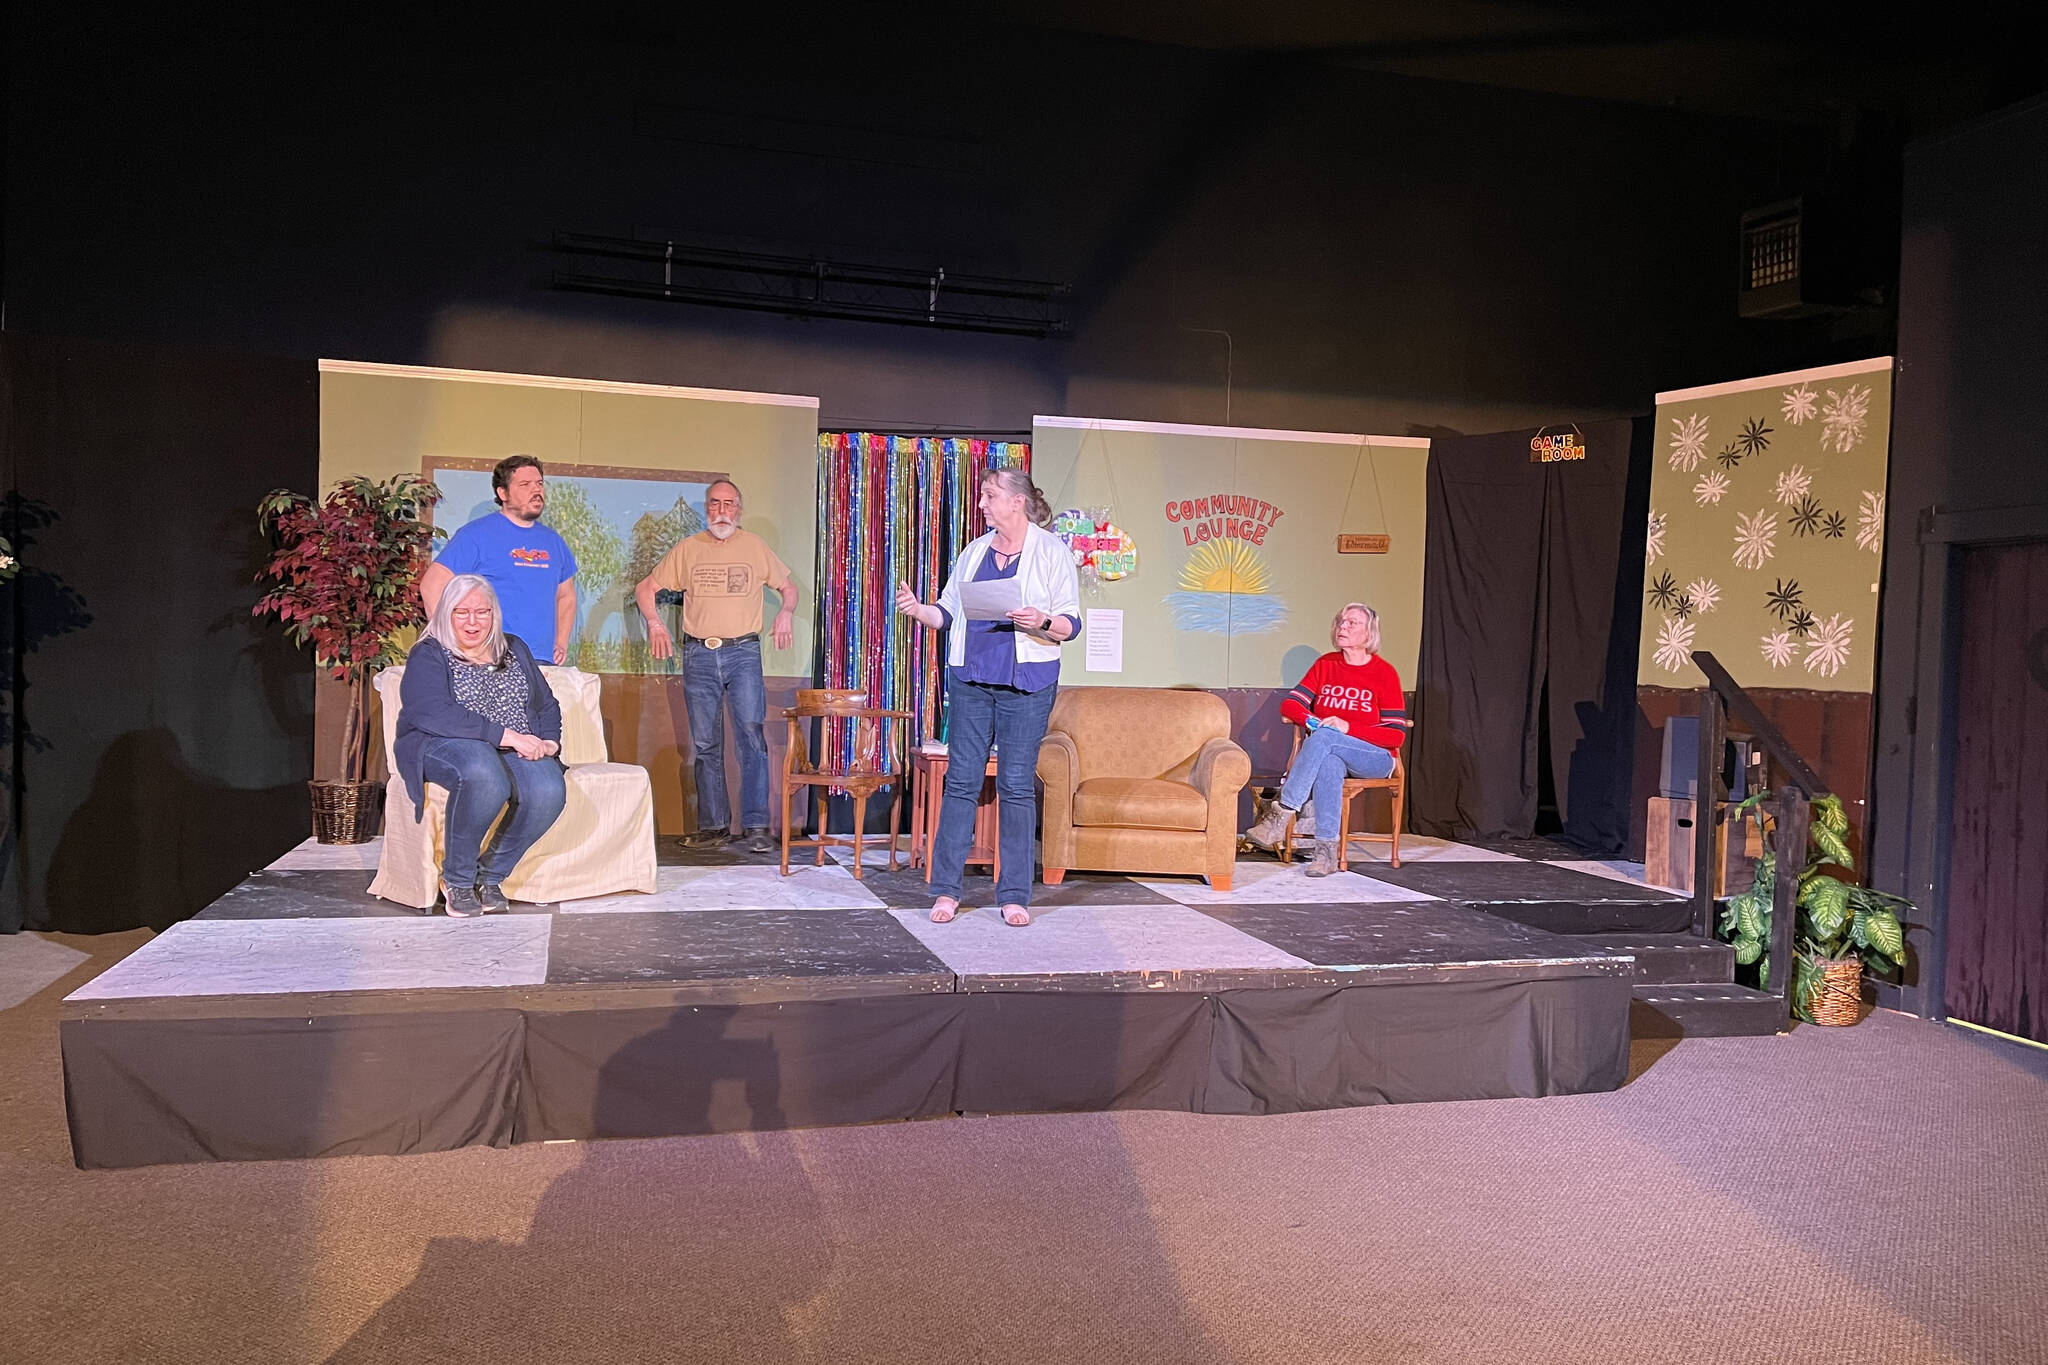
[310,779,382,845]
[1809,953,1864,1026]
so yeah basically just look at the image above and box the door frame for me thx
[1903,504,2048,1023]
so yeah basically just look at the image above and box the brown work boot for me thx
[1244,805,1294,854]
[1302,839,1345,878]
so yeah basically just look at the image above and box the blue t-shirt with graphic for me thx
[434,513,578,653]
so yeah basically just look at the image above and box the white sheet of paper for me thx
[959,576,1027,620]
[1085,608,1124,672]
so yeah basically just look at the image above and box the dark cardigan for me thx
[393,634,563,820]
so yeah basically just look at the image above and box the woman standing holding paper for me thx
[895,467,1081,926]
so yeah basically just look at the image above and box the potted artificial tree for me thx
[1719,791,1911,1025]
[254,474,442,843]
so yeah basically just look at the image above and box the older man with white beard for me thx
[636,479,799,852]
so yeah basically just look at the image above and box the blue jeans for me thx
[421,737,569,887]
[931,677,1058,907]
[1278,726,1396,840]
[682,635,770,832]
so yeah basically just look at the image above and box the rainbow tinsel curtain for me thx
[814,434,1030,775]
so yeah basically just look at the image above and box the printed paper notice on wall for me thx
[1085,609,1124,672]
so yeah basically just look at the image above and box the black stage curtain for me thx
[1410,420,1649,855]
[64,1010,525,1167]
[520,994,967,1141]
[66,978,1632,1167]
[1,347,18,932]
[2,334,316,933]
[1206,976,1631,1109]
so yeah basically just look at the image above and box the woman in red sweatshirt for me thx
[1245,602,1409,876]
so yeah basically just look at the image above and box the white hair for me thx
[705,479,743,540]
[428,574,509,662]
[1332,602,1381,653]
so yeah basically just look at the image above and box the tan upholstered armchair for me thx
[1036,687,1251,891]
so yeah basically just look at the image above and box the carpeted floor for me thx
[5,929,2046,1364]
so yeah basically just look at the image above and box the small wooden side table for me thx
[909,748,1001,884]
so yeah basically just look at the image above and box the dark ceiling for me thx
[946,0,2046,135]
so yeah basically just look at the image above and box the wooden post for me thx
[1692,687,1723,936]
[1769,790,1807,1002]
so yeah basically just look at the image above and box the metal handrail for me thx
[1687,650,1827,1005]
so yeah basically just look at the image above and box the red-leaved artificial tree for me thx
[254,475,443,784]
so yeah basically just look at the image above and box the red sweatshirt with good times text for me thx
[1279,652,1407,751]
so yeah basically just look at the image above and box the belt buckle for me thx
[703,636,723,650]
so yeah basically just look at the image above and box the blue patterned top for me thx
[939,550,1081,693]
[445,644,535,733]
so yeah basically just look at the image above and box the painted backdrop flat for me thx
[1639,358,1893,692]
[1031,417,1429,690]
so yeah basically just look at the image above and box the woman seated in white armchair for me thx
[395,573,568,917]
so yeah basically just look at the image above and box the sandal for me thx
[1000,903,1031,927]
[929,897,961,924]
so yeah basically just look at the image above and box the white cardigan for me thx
[935,521,1082,668]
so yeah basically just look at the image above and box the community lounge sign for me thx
[1165,493,1286,546]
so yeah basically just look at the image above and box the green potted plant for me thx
[1718,791,1911,1025]
[254,474,442,843]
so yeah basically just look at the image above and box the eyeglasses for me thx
[452,609,494,623]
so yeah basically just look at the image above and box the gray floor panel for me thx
[887,901,1314,989]
[67,916,553,1000]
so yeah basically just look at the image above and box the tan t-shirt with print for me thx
[649,528,793,640]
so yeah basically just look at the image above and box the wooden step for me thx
[1478,899,1693,936]
[1572,932,1734,985]
[1630,984,1786,1038]
[1357,863,1692,937]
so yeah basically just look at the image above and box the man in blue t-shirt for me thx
[419,455,579,662]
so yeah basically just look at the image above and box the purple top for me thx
[936,550,1081,694]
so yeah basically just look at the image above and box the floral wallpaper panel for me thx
[1638,358,1893,692]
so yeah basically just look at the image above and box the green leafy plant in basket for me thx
[1718,791,1911,1024]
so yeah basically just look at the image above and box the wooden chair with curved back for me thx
[780,688,913,879]
[1277,726,1406,869]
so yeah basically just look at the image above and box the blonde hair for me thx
[428,574,510,662]
[1333,602,1381,654]
[983,466,1053,528]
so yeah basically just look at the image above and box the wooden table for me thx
[909,748,1001,883]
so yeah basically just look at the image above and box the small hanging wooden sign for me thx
[1529,431,1586,463]
[1337,534,1391,554]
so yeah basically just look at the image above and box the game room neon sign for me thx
[1165,493,1286,545]
[1529,431,1586,462]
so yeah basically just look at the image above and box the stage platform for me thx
[59,835,1690,1168]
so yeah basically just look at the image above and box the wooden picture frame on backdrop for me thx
[422,457,731,676]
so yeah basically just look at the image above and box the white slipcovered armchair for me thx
[368,665,658,909]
